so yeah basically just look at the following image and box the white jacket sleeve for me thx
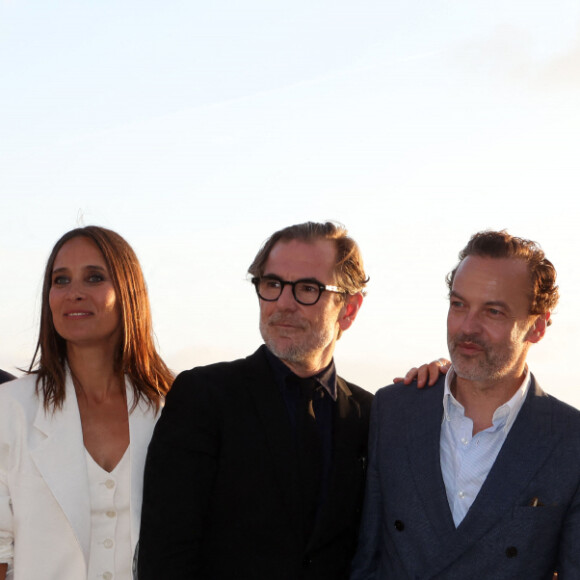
[0,402,14,566]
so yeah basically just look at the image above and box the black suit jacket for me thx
[138,346,373,580]
[0,369,15,384]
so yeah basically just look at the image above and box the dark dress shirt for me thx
[264,348,336,517]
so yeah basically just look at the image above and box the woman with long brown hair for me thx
[0,226,173,580]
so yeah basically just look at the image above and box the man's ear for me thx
[338,293,363,332]
[526,312,550,344]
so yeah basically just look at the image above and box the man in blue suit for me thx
[351,230,580,579]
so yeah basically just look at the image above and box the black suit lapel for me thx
[308,377,366,550]
[243,347,304,538]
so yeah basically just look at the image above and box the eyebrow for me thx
[262,274,323,284]
[52,265,107,274]
[450,290,510,311]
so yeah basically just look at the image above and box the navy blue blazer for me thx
[351,375,580,579]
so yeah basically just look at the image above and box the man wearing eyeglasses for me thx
[138,222,373,580]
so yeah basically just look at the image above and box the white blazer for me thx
[0,373,159,580]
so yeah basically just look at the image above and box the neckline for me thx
[85,445,130,474]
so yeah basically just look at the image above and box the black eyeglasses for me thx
[251,276,345,306]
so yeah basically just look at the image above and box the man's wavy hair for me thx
[446,230,559,325]
[248,221,369,297]
[29,226,173,411]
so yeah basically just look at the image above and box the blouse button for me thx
[103,572,113,580]
[105,479,115,490]
[106,510,116,518]
[103,538,114,549]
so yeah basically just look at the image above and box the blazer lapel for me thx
[307,377,364,550]
[457,378,555,532]
[30,374,91,564]
[244,347,303,538]
[404,380,456,538]
[128,388,159,555]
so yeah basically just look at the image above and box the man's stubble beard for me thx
[260,312,335,366]
[447,333,518,383]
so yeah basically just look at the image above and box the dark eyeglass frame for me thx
[251,275,345,306]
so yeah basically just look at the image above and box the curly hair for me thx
[446,230,559,324]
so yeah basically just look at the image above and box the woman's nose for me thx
[65,281,85,301]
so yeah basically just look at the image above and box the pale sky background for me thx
[1,1,579,407]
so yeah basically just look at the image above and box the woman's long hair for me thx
[29,226,173,411]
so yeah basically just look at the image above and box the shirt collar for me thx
[442,365,531,431]
[264,346,338,401]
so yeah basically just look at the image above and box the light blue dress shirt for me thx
[440,367,531,527]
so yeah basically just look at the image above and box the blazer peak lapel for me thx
[244,349,304,538]
[308,378,362,549]
[31,375,91,564]
[127,386,158,554]
[459,383,556,532]
[405,383,456,538]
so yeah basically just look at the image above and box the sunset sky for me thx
[1,1,579,406]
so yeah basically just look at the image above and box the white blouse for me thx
[86,448,132,580]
